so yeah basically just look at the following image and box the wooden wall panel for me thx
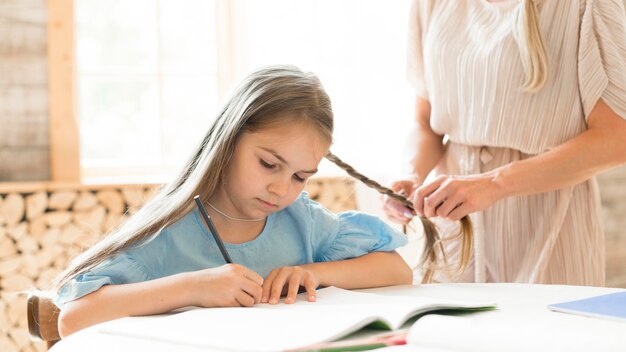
[0,0,50,183]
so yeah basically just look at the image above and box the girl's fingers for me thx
[241,277,263,304]
[304,277,317,302]
[268,269,290,304]
[242,268,264,286]
[285,273,302,304]
[235,290,255,307]
[261,270,278,303]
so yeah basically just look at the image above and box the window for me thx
[76,0,220,181]
[76,0,414,183]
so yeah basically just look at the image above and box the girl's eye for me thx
[293,174,306,183]
[260,159,275,169]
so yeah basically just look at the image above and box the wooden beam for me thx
[47,0,80,182]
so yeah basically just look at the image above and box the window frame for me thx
[48,0,80,182]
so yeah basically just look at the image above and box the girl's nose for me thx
[268,177,290,197]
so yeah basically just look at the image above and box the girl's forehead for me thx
[241,122,330,162]
[251,121,330,145]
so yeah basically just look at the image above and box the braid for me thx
[325,151,473,283]
[325,152,413,209]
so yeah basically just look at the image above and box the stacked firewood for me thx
[0,178,355,352]
[0,184,159,352]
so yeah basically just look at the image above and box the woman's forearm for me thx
[304,251,413,289]
[58,272,191,338]
[494,101,626,199]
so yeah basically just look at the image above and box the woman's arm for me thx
[261,251,412,304]
[383,96,444,223]
[413,99,626,220]
[409,97,445,183]
[58,264,263,337]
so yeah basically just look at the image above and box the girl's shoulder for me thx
[285,191,336,215]
[167,209,202,232]
[276,192,339,227]
[133,209,202,249]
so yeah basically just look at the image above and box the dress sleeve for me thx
[407,0,432,99]
[578,0,626,121]
[317,211,408,263]
[53,252,151,308]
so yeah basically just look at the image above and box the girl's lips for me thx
[257,198,278,209]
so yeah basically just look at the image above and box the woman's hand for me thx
[187,264,264,307]
[261,266,319,304]
[412,173,504,221]
[382,178,420,224]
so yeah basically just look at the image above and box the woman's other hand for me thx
[382,178,420,224]
[412,173,504,221]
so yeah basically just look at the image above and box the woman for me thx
[384,0,626,285]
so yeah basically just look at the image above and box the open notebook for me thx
[99,286,495,351]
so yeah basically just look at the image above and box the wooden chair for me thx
[27,291,61,349]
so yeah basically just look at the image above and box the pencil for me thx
[193,195,233,264]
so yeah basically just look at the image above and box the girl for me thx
[384,0,626,285]
[53,66,414,338]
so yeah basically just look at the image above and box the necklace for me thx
[206,201,266,222]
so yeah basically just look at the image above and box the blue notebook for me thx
[548,291,626,322]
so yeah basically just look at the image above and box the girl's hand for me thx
[261,266,319,304]
[412,173,503,221]
[382,179,420,225]
[187,264,264,307]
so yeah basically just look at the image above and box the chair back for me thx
[27,291,61,349]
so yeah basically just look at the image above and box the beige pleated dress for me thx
[407,0,626,285]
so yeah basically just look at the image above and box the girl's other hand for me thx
[187,264,263,307]
[382,179,419,225]
[261,266,319,305]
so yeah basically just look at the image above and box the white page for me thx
[406,314,626,352]
[100,287,493,352]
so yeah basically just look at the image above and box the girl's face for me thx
[217,120,330,219]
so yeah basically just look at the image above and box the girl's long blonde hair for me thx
[53,65,334,291]
[514,0,548,92]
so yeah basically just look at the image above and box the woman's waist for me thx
[431,116,586,155]
[445,140,533,164]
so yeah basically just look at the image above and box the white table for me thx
[51,283,626,352]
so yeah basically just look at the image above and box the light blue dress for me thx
[54,192,407,307]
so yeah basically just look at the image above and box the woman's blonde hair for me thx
[514,0,548,92]
[53,65,334,291]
